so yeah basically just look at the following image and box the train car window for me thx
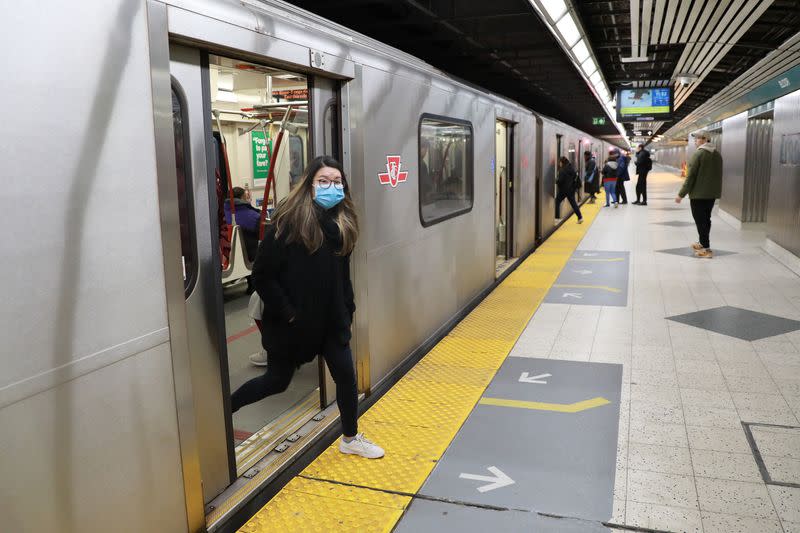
[419,114,474,226]
[171,84,197,294]
[568,142,577,167]
[289,134,305,188]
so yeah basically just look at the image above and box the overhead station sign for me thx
[616,87,673,122]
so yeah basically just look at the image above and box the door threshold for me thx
[235,391,320,477]
[206,401,341,531]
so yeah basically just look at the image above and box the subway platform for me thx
[240,167,800,533]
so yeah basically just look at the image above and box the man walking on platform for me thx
[675,131,723,258]
[633,143,652,205]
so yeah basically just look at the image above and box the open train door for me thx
[167,43,345,514]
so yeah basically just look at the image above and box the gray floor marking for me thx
[545,251,630,306]
[666,305,800,340]
[655,246,736,258]
[414,357,622,522]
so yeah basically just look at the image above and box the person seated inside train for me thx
[224,186,261,261]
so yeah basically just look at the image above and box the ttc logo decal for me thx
[377,155,408,188]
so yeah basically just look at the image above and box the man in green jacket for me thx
[675,130,723,258]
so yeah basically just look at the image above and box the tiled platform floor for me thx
[510,167,800,533]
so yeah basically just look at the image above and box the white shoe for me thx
[577,218,584,224]
[613,202,619,209]
[339,433,384,459]
[249,350,268,366]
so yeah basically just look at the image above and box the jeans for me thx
[635,171,648,203]
[615,177,628,203]
[603,181,617,205]
[690,199,715,249]
[556,190,582,220]
[231,339,360,436]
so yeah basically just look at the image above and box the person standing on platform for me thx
[601,151,619,208]
[556,156,583,223]
[615,148,630,204]
[231,155,385,459]
[583,150,599,203]
[675,131,723,259]
[633,144,652,205]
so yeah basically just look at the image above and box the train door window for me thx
[495,121,507,266]
[419,115,474,226]
[568,142,578,201]
[207,55,317,469]
[172,84,197,293]
[554,135,562,219]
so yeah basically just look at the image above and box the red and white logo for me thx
[377,155,408,188]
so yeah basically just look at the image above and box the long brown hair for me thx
[272,155,359,255]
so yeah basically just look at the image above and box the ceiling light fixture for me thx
[556,15,581,47]
[580,56,596,77]
[572,39,590,63]
[538,0,567,21]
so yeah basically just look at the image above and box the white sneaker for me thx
[339,433,384,459]
[577,218,584,224]
[249,350,268,367]
[613,202,619,209]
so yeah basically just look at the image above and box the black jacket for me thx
[635,148,652,174]
[556,162,578,194]
[252,206,355,366]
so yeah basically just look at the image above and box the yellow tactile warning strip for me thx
[238,203,601,533]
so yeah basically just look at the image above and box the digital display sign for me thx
[616,87,673,121]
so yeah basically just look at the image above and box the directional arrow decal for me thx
[573,269,592,275]
[563,292,583,298]
[459,466,515,493]
[519,372,551,384]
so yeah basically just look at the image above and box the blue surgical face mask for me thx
[314,185,345,210]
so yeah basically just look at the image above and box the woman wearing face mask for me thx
[231,155,384,459]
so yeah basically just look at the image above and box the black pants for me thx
[635,171,648,203]
[690,199,715,249]
[231,340,359,436]
[615,177,628,203]
[556,190,582,220]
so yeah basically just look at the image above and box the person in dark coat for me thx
[556,156,583,223]
[633,144,652,205]
[230,155,384,459]
[614,148,630,204]
[224,186,261,261]
[583,150,599,203]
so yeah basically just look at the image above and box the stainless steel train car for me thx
[1,1,613,531]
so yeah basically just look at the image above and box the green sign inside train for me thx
[252,130,272,183]
[592,117,606,125]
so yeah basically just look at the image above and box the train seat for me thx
[222,225,252,283]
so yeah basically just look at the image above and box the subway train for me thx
[1,0,620,531]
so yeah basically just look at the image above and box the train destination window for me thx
[419,115,474,226]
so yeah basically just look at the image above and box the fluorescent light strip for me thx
[556,14,581,47]
[572,39,590,63]
[538,0,567,21]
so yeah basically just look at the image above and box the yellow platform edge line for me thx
[238,203,601,532]
[479,396,611,413]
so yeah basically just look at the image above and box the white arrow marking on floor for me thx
[459,466,515,493]
[519,372,551,384]
[573,269,593,275]
[581,252,597,257]
[563,292,583,299]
